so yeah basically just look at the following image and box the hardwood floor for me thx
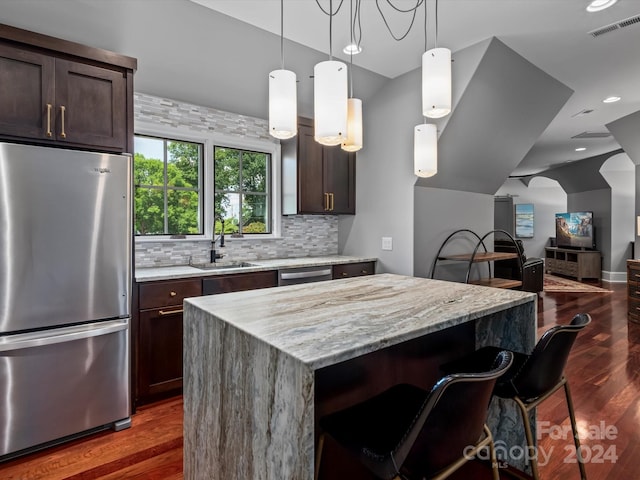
[0,281,636,479]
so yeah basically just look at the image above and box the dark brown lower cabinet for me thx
[136,272,277,406]
[332,261,375,279]
[135,264,371,406]
[138,307,184,399]
[136,277,201,405]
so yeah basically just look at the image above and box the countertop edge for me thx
[135,256,378,282]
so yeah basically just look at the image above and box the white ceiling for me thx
[191,0,640,175]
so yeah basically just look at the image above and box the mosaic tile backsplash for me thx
[133,93,339,268]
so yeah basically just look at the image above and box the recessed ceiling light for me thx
[603,96,621,103]
[575,147,587,152]
[586,0,618,13]
[343,43,362,55]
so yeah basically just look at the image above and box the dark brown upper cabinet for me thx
[0,23,135,153]
[282,117,356,215]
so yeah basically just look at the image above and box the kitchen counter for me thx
[183,273,537,479]
[134,255,376,282]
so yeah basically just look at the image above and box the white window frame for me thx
[135,120,281,242]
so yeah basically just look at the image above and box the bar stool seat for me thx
[315,350,513,480]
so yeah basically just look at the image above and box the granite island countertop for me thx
[185,272,536,370]
[135,255,377,282]
[183,272,538,479]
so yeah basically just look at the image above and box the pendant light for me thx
[269,0,297,140]
[414,123,437,177]
[314,0,347,146]
[342,0,363,152]
[415,1,438,178]
[422,0,451,119]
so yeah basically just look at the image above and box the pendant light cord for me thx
[435,0,439,47]
[349,0,354,97]
[280,0,284,69]
[376,0,423,42]
[330,0,333,59]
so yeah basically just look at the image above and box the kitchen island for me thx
[183,273,537,479]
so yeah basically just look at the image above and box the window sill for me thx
[135,234,283,243]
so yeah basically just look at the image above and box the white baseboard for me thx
[601,270,626,283]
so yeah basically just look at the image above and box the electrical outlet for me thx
[381,237,393,251]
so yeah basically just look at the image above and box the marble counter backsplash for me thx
[135,214,338,268]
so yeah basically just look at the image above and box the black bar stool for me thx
[442,313,591,479]
[315,350,513,480]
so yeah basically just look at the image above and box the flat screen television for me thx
[555,211,595,249]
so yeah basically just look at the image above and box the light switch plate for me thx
[381,237,393,251]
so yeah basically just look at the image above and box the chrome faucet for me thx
[211,219,225,263]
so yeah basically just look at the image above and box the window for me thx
[214,146,271,234]
[134,135,203,235]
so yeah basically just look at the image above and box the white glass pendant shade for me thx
[269,69,297,139]
[414,123,437,178]
[314,60,348,146]
[422,47,451,119]
[342,98,363,152]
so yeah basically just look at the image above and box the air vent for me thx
[571,131,612,139]
[589,14,640,37]
[571,109,594,118]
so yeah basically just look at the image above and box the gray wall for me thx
[338,67,419,275]
[530,150,634,280]
[340,37,571,276]
[567,190,611,272]
[600,153,635,278]
[414,188,494,281]
[495,178,567,259]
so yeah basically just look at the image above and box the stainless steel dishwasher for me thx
[278,266,333,285]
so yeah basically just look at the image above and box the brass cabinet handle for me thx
[324,192,330,211]
[329,192,334,211]
[159,308,183,316]
[46,103,53,137]
[342,272,348,277]
[60,105,66,138]
[361,270,368,274]
[170,291,177,297]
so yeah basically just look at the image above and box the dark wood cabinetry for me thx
[332,261,375,279]
[628,260,640,324]
[135,261,374,406]
[282,117,356,215]
[137,278,201,404]
[0,23,135,152]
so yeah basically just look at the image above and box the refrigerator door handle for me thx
[0,319,129,352]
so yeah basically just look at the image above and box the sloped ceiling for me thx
[416,37,573,194]
[606,110,640,165]
[525,149,622,194]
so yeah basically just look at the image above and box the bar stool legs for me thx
[512,377,587,480]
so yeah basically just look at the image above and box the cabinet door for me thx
[324,145,355,214]
[55,59,127,150]
[297,122,327,213]
[0,43,54,140]
[138,307,184,399]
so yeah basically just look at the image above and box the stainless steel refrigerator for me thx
[0,142,131,459]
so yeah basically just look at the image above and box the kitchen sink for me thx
[189,262,256,270]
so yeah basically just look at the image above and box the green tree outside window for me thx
[134,135,202,235]
[214,146,271,234]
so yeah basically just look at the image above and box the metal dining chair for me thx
[315,350,513,480]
